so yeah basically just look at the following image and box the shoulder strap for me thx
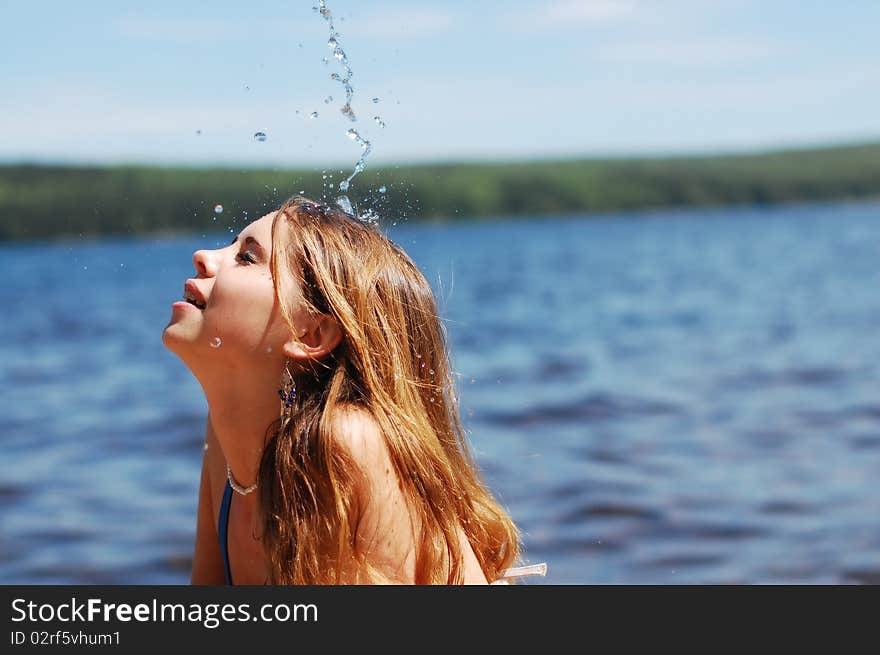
[218,480,234,585]
[490,562,548,585]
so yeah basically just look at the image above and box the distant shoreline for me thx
[2,141,879,241]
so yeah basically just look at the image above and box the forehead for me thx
[240,212,277,239]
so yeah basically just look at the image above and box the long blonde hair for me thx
[256,196,520,584]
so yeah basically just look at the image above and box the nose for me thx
[192,248,218,278]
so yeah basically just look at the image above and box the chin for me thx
[162,322,193,357]
[162,330,207,385]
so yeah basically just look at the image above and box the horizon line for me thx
[2,135,878,171]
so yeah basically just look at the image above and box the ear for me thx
[282,315,343,361]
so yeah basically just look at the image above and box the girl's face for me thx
[162,212,297,374]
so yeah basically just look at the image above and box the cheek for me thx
[209,278,278,342]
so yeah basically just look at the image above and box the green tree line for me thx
[1,141,878,241]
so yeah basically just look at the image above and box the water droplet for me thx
[214,204,223,214]
[429,369,435,375]
[322,57,328,64]
[327,37,338,48]
[195,129,202,135]
[336,195,354,214]
[373,116,386,128]
[378,186,386,194]
[210,337,222,349]
[340,103,356,121]
[310,111,319,119]
[339,180,349,192]
[254,131,267,142]
[372,97,380,103]
[359,209,380,225]
[346,128,358,140]
[324,95,333,104]
[333,48,347,63]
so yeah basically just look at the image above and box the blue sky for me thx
[2,0,878,167]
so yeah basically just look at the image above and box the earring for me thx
[278,361,297,417]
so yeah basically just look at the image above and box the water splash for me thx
[314,0,378,204]
[359,208,381,226]
[335,195,354,215]
[340,104,356,121]
[338,128,372,193]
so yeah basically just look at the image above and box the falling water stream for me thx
[313,1,384,215]
[207,3,385,349]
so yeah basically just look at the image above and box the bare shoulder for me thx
[326,404,388,471]
[327,405,419,582]
[326,405,488,585]
[326,405,406,514]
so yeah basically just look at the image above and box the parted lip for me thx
[183,279,207,309]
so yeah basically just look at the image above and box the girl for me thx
[163,196,527,584]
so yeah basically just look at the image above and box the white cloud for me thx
[552,0,638,23]
[115,17,242,43]
[504,0,641,31]
[597,38,780,68]
[3,58,877,165]
[346,8,455,39]
[502,0,767,34]
[113,14,328,45]
[114,7,455,45]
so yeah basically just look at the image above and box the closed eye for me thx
[231,235,265,265]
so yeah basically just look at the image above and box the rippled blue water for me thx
[2,199,879,584]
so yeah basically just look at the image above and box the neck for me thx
[203,373,280,498]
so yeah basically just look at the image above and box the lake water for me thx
[2,199,879,584]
